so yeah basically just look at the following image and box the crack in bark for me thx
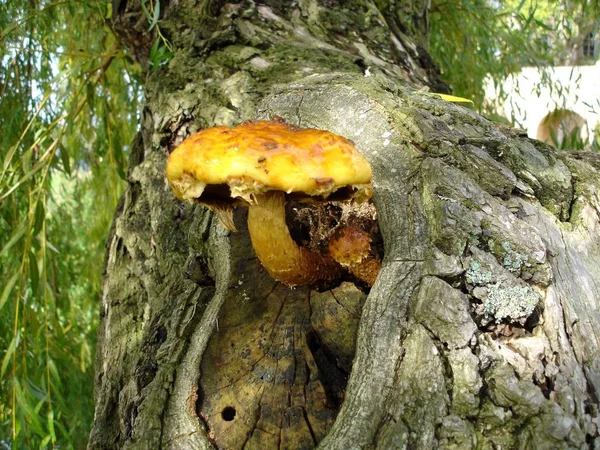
[329,290,360,320]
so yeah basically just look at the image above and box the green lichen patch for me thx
[486,239,532,274]
[480,217,551,286]
[465,261,492,285]
[482,283,540,323]
[463,248,542,325]
[466,265,539,324]
[501,241,531,272]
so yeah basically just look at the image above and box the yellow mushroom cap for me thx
[166,120,372,204]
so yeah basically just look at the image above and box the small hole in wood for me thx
[221,406,236,421]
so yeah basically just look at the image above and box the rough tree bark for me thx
[89,1,600,449]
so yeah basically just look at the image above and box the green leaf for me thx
[29,249,40,295]
[1,333,19,378]
[2,144,19,173]
[140,0,152,28]
[27,378,47,400]
[34,396,46,415]
[47,408,56,442]
[86,79,95,105]
[80,340,91,372]
[151,0,160,31]
[0,223,27,257]
[59,145,71,175]
[14,379,47,436]
[533,17,553,30]
[156,50,174,66]
[33,200,46,236]
[149,38,160,64]
[0,272,19,312]
[47,358,61,386]
[431,93,475,105]
[0,157,49,201]
[21,147,33,173]
[52,418,70,441]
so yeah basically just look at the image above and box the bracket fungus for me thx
[166,120,373,288]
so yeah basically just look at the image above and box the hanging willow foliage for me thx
[0,0,142,447]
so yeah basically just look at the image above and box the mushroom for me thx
[328,226,381,287]
[166,120,372,287]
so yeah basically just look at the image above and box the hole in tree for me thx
[221,406,236,421]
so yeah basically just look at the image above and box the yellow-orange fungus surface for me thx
[328,226,372,265]
[166,120,372,203]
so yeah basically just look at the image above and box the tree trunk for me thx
[89,1,600,448]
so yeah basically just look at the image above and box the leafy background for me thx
[0,0,598,447]
[1,1,140,447]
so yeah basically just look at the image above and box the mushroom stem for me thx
[247,191,341,287]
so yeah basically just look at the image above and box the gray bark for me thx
[90,1,600,449]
